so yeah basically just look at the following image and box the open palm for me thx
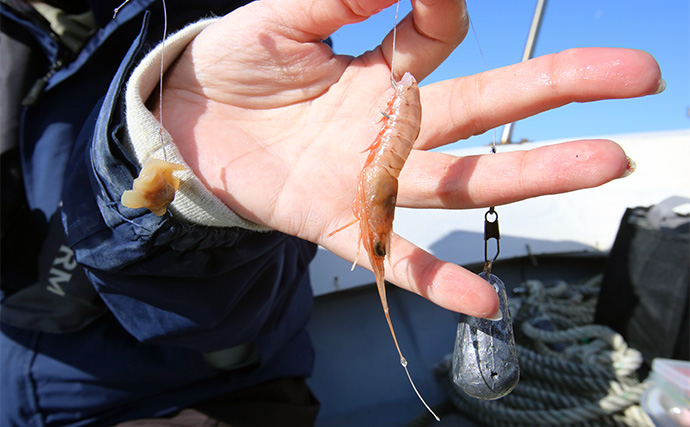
[158,0,662,317]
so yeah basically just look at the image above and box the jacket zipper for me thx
[21,58,67,107]
[2,0,73,106]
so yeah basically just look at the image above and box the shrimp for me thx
[331,72,439,420]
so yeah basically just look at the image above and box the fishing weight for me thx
[451,271,519,400]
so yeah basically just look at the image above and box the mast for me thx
[500,0,548,145]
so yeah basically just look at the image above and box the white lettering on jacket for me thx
[46,245,77,297]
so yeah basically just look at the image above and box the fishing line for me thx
[117,0,185,217]
[157,0,168,160]
[114,0,169,161]
[389,0,401,87]
[450,7,520,403]
[384,1,440,422]
[468,14,498,154]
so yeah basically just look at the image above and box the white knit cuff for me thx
[124,18,269,231]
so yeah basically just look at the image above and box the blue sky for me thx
[330,0,689,148]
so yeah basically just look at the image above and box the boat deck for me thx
[307,253,607,426]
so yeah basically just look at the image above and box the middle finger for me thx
[396,139,631,209]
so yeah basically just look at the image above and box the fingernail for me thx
[653,78,666,94]
[619,156,637,178]
[488,307,503,321]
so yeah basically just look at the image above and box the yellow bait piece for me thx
[121,158,184,216]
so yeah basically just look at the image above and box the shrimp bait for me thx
[118,0,181,217]
[331,72,439,420]
[121,158,184,216]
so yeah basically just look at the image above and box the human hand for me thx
[158,0,662,318]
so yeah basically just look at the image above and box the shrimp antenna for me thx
[377,273,440,422]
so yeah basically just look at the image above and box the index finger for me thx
[417,48,663,150]
[264,0,470,83]
[381,0,469,81]
[263,0,399,41]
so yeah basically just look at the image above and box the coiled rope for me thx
[419,274,654,426]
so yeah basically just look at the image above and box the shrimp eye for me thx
[373,240,386,257]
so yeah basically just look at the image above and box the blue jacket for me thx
[1,1,317,425]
